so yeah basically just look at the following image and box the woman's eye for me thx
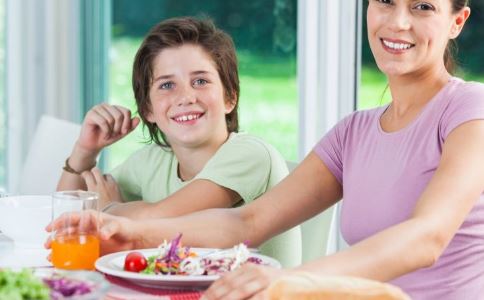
[414,3,434,11]
[193,78,208,86]
[376,0,392,4]
[159,82,174,90]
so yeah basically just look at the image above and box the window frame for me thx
[4,0,97,192]
[298,0,360,260]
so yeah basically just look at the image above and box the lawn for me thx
[106,37,484,170]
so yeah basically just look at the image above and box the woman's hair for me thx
[444,0,470,74]
[132,17,240,147]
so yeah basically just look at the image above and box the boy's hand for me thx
[77,103,140,154]
[82,168,124,210]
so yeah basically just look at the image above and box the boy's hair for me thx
[132,17,240,147]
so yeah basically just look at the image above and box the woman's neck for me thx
[380,66,451,132]
[387,65,451,116]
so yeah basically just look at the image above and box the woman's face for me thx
[367,0,469,77]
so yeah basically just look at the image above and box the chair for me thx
[326,202,349,255]
[17,115,81,195]
[285,160,298,172]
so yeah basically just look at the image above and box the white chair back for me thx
[17,115,80,195]
[286,160,337,261]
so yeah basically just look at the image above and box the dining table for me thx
[0,232,203,300]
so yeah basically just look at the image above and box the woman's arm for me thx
[202,120,484,300]
[296,120,484,281]
[52,152,342,251]
[128,152,342,249]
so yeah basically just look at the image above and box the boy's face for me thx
[146,44,235,150]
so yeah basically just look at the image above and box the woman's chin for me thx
[378,65,413,78]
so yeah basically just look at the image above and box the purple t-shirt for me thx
[314,77,484,299]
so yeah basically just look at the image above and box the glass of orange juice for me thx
[51,191,100,270]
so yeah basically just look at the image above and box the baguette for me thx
[267,273,411,300]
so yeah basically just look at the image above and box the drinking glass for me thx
[51,191,100,270]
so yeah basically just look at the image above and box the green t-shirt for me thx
[111,132,302,267]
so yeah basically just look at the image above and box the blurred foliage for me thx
[361,0,484,74]
[112,0,297,56]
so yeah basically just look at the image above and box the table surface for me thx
[0,233,202,299]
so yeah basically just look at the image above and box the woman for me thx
[48,1,484,299]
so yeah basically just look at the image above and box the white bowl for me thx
[0,195,51,248]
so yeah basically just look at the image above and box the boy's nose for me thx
[176,87,197,106]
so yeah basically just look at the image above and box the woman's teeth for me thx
[382,39,414,50]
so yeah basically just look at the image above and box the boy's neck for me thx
[174,132,232,181]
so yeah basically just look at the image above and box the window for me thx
[107,0,298,169]
[0,0,5,190]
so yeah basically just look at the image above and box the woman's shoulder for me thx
[448,77,484,99]
[334,106,384,132]
[442,77,484,109]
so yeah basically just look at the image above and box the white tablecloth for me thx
[0,233,51,268]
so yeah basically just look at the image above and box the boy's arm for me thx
[105,179,240,219]
[56,104,139,192]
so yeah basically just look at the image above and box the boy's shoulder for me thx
[226,132,282,157]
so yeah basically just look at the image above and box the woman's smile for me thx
[380,37,415,54]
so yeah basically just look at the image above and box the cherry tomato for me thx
[124,251,148,272]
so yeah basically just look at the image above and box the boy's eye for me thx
[193,78,208,86]
[159,82,174,90]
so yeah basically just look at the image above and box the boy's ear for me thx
[224,92,237,114]
[145,109,155,123]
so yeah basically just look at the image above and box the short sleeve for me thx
[440,82,484,141]
[195,134,284,203]
[110,148,145,202]
[313,114,353,184]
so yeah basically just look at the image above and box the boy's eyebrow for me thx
[153,74,174,83]
[153,70,213,83]
[190,70,212,76]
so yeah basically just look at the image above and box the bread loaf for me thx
[267,273,410,300]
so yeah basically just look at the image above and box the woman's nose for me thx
[387,7,411,32]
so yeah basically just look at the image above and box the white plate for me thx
[95,248,281,289]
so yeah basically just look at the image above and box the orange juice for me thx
[51,234,100,270]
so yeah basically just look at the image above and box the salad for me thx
[123,234,263,276]
[0,268,106,300]
[43,274,96,300]
[0,269,49,300]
